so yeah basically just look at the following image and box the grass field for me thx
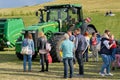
[1,12,120,39]
[0,50,120,80]
[0,0,120,80]
[0,0,120,38]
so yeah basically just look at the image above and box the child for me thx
[109,35,117,70]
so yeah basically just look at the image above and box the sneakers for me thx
[99,72,113,76]
[99,72,105,77]
[105,73,113,76]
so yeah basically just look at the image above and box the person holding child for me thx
[99,30,114,76]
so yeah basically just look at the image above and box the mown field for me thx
[0,0,120,80]
[0,50,120,80]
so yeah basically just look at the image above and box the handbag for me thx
[39,49,47,54]
[21,46,29,55]
[46,42,51,51]
[47,53,52,64]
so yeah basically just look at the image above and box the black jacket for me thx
[37,37,47,50]
[99,38,112,55]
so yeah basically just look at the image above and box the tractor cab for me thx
[36,4,84,32]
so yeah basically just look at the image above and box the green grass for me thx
[0,0,120,39]
[84,12,120,39]
[0,50,120,80]
[0,0,120,80]
[1,11,120,39]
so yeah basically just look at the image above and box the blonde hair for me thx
[39,32,44,37]
[64,33,69,39]
[39,32,47,39]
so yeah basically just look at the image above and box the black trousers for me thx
[83,48,89,62]
[75,50,84,75]
[40,54,48,71]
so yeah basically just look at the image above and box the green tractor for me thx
[15,4,97,62]
[0,18,24,50]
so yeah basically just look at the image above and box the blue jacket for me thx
[22,38,35,53]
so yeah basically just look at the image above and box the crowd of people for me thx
[21,28,120,79]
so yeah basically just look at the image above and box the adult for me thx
[37,32,48,72]
[22,33,34,72]
[67,30,75,43]
[60,33,74,78]
[67,30,76,65]
[99,30,114,76]
[74,28,86,75]
[84,31,90,62]
[103,30,110,38]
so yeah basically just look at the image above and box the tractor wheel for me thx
[16,51,37,60]
[86,24,97,34]
[49,33,65,62]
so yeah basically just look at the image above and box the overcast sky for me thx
[0,0,53,8]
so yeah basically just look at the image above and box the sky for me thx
[0,0,53,8]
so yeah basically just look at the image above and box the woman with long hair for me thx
[37,32,48,72]
[22,33,34,72]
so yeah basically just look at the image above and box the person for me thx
[99,30,114,76]
[105,10,115,16]
[67,30,76,65]
[109,35,117,70]
[22,33,35,72]
[112,41,120,70]
[37,32,48,72]
[74,28,87,75]
[103,30,111,39]
[60,33,74,79]
[90,32,98,61]
[67,30,75,43]
[105,11,109,16]
[83,31,90,62]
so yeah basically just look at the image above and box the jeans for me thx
[73,51,76,64]
[76,50,84,75]
[63,57,73,78]
[111,48,117,61]
[23,54,32,71]
[40,54,48,71]
[100,54,111,74]
[83,48,88,62]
